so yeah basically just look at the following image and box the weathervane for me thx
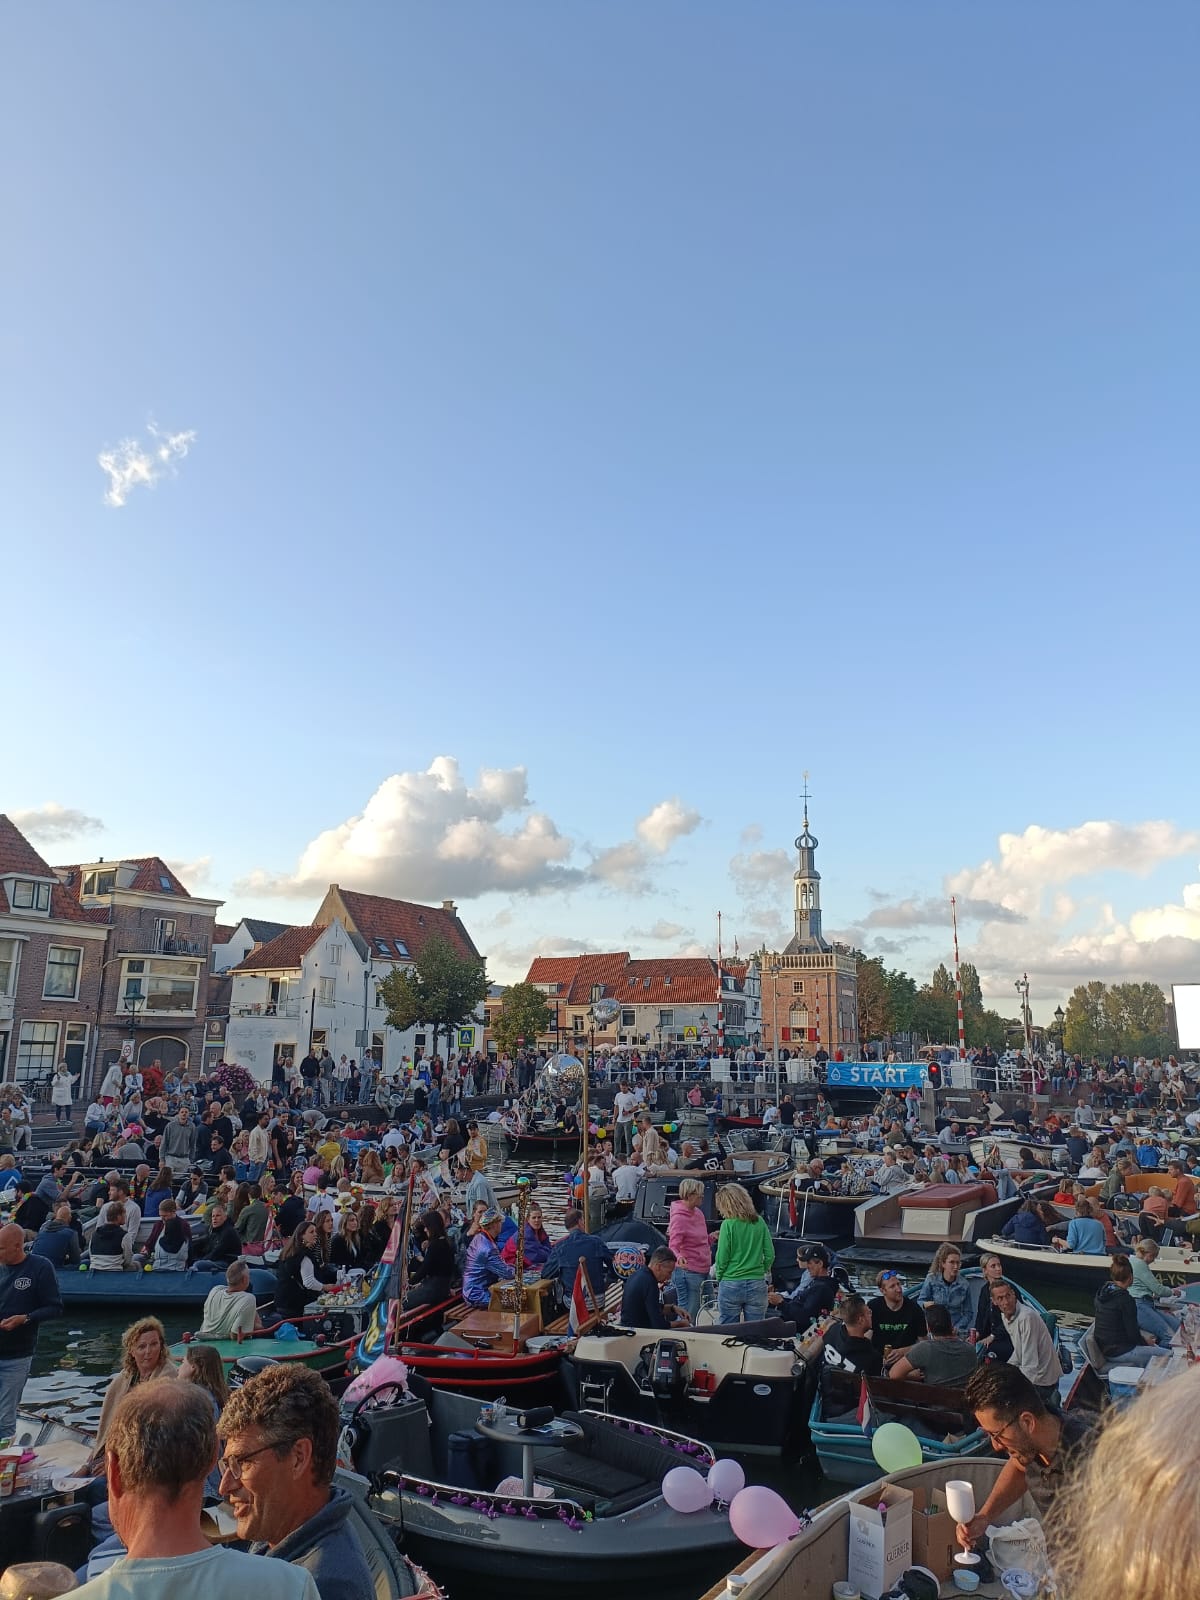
[801,770,811,830]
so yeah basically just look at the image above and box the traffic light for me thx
[926,1061,942,1089]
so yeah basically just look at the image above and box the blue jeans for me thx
[717,1278,768,1324]
[1105,1343,1159,1368]
[1135,1299,1180,1345]
[672,1268,706,1322]
[0,1354,33,1441]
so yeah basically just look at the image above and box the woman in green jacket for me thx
[713,1182,774,1323]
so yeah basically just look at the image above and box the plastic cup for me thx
[944,1480,976,1524]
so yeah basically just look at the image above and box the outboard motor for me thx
[649,1338,690,1406]
[227,1354,280,1390]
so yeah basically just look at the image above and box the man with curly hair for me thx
[217,1365,374,1600]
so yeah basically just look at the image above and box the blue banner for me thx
[824,1061,928,1090]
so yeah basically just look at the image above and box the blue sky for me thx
[4,4,1199,1012]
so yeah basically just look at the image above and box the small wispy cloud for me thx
[98,422,196,508]
[9,803,104,843]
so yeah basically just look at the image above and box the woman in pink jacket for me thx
[668,1177,714,1321]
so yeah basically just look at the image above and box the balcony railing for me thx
[118,934,209,959]
[231,1000,302,1020]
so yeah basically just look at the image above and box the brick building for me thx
[53,855,223,1084]
[758,795,859,1058]
[0,815,108,1092]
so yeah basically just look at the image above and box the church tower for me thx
[786,778,828,953]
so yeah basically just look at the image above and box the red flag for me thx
[568,1263,591,1335]
[788,1178,798,1230]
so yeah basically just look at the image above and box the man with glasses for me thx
[956,1364,1094,1553]
[218,1364,374,1600]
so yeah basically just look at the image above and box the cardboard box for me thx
[911,1486,960,1581]
[847,1483,914,1600]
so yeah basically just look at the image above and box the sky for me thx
[4,4,1199,1018]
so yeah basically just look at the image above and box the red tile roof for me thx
[527,951,739,1007]
[0,817,104,922]
[127,857,191,896]
[329,889,481,964]
[230,925,325,973]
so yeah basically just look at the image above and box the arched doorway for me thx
[138,1036,188,1074]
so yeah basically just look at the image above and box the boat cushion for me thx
[898,1182,996,1210]
[533,1410,696,1516]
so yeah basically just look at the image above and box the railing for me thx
[118,934,209,959]
[230,1000,302,1019]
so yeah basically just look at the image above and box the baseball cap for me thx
[801,1245,831,1266]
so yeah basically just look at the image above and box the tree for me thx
[1063,982,1108,1059]
[930,963,955,997]
[958,962,984,1014]
[884,969,917,1033]
[377,935,489,1063]
[856,957,892,1043]
[491,982,552,1059]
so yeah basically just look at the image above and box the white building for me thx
[211,918,293,974]
[221,888,487,1081]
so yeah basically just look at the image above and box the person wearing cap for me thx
[768,1246,838,1330]
[461,1210,515,1308]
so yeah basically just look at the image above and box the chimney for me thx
[442,899,457,916]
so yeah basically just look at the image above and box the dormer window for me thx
[376,939,391,956]
[82,870,115,896]
[12,880,51,913]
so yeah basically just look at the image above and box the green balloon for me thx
[871,1422,924,1474]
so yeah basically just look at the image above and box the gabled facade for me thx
[211,917,294,974]
[0,816,108,1090]
[223,920,363,1079]
[54,854,223,1083]
[524,951,757,1052]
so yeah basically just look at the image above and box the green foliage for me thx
[855,957,891,1043]
[377,935,489,1060]
[1063,980,1171,1060]
[884,970,917,1032]
[958,962,984,1014]
[491,982,553,1058]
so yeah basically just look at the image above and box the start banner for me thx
[824,1061,929,1090]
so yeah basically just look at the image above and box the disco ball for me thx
[540,1053,585,1097]
[591,998,620,1027]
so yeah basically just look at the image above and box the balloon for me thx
[871,1422,924,1474]
[707,1458,746,1503]
[729,1485,802,1548]
[662,1465,714,1514]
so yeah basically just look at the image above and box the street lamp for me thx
[1014,974,1031,1055]
[1053,1004,1066,1066]
[587,997,620,1232]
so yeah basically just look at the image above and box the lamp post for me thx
[1014,974,1031,1056]
[587,997,620,1231]
[1053,1004,1066,1069]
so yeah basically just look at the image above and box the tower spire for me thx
[801,770,811,832]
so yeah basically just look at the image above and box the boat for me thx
[56,1261,278,1307]
[760,1166,892,1246]
[699,1456,1044,1600]
[341,1372,743,1597]
[630,1153,794,1233]
[980,1234,1200,1290]
[563,1316,820,1456]
[809,1269,1060,1485]
[839,1180,1026,1270]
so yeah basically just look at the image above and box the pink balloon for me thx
[707,1457,747,1503]
[662,1465,714,1514]
[730,1485,802,1548]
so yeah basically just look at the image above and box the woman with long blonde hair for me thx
[712,1183,774,1324]
[87,1316,177,1470]
[1051,1362,1200,1598]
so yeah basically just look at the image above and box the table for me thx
[475,1413,584,1497]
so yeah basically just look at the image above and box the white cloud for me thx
[590,799,702,893]
[8,803,103,843]
[729,848,792,900]
[166,855,214,891]
[636,799,701,854]
[627,919,691,942]
[938,823,1200,1008]
[863,895,1024,930]
[948,821,1200,919]
[98,422,196,508]
[238,757,701,904]
[740,823,763,846]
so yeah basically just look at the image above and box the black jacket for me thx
[0,1250,64,1358]
[203,1220,242,1264]
[620,1265,669,1329]
[1094,1281,1141,1359]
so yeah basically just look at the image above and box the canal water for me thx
[27,1144,1087,1599]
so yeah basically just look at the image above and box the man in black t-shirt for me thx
[867,1268,927,1364]
[823,1295,883,1376]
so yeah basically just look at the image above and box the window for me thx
[663,973,672,987]
[621,1009,636,1028]
[16,1021,59,1084]
[792,981,804,994]
[120,957,199,1013]
[330,944,343,967]
[12,880,51,912]
[659,1009,674,1030]
[572,1014,584,1033]
[317,976,336,1006]
[0,938,19,996]
[83,870,115,896]
[155,918,176,951]
[159,874,173,891]
[394,940,409,958]
[44,945,82,999]
[375,939,391,956]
